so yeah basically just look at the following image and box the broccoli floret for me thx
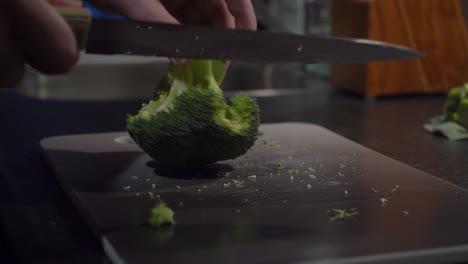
[443,83,468,127]
[148,201,176,227]
[127,60,260,166]
[443,86,462,115]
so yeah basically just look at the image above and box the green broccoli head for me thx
[443,87,461,115]
[127,60,260,167]
[457,99,468,128]
[443,83,468,127]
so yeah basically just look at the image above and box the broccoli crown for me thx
[148,201,176,227]
[443,83,468,127]
[127,60,260,166]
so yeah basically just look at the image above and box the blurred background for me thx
[16,0,468,101]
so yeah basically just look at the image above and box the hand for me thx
[0,0,256,88]
[88,0,257,30]
[85,0,257,66]
[0,0,79,88]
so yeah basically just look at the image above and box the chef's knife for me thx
[58,7,424,64]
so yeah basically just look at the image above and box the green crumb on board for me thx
[328,208,359,222]
[392,185,400,193]
[148,201,176,228]
[307,167,316,172]
[264,138,279,147]
[370,187,379,194]
[276,164,285,171]
[232,179,244,188]
[288,169,298,175]
[380,198,389,207]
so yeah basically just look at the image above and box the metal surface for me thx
[86,19,423,64]
[40,123,468,264]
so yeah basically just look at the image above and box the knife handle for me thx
[55,7,92,50]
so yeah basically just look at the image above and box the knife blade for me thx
[59,7,424,64]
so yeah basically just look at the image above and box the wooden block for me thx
[331,0,468,97]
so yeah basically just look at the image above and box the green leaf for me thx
[424,120,468,141]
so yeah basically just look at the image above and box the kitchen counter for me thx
[0,86,466,263]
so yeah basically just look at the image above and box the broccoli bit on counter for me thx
[328,208,359,222]
[127,60,260,166]
[148,201,176,228]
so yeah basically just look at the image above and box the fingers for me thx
[0,12,25,88]
[225,0,257,30]
[89,0,180,24]
[4,0,78,74]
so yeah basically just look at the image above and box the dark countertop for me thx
[0,86,466,263]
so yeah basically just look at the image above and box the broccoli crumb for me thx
[309,174,317,180]
[248,175,257,181]
[328,208,359,222]
[307,167,316,172]
[380,198,389,207]
[223,182,232,188]
[306,184,312,189]
[338,171,344,177]
[123,186,131,191]
[131,175,138,180]
[148,201,176,228]
[263,138,280,147]
[288,169,298,175]
[370,187,379,194]
[276,164,285,171]
[197,188,203,193]
[391,185,400,193]
[232,179,244,188]
[175,185,181,190]
[344,190,349,196]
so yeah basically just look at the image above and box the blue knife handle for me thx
[82,2,124,20]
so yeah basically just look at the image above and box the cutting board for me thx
[40,123,468,264]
